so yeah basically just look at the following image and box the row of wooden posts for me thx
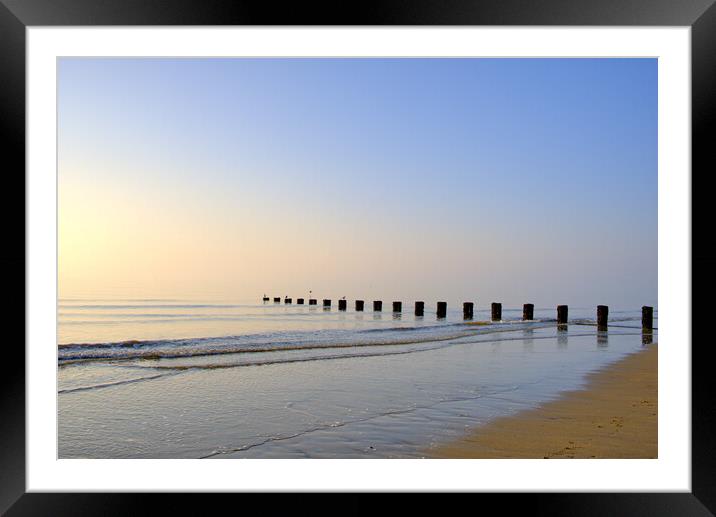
[262,296,655,330]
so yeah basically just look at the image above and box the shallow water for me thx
[58,301,656,458]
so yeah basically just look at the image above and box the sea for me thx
[58,299,656,458]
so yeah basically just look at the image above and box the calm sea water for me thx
[58,299,656,458]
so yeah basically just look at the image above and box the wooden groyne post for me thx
[437,301,447,319]
[373,300,382,312]
[355,300,364,311]
[415,301,424,316]
[308,298,317,305]
[338,299,347,311]
[285,297,292,304]
[597,305,609,329]
[273,297,281,303]
[557,305,568,324]
[463,302,474,320]
[491,302,502,321]
[642,306,654,330]
[523,303,534,321]
[392,301,402,313]
[297,298,304,305]
[323,299,331,308]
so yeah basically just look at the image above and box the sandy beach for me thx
[430,343,658,459]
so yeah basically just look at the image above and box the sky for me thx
[58,58,657,308]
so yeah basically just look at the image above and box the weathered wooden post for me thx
[523,303,534,321]
[463,302,474,319]
[557,305,568,324]
[297,298,304,305]
[392,301,402,313]
[262,296,269,302]
[597,305,609,329]
[642,306,654,330]
[309,298,317,305]
[641,305,654,345]
[373,300,382,312]
[285,297,292,304]
[415,301,424,316]
[437,301,447,318]
[338,299,347,311]
[273,297,281,303]
[355,300,364,311]
[491,302,502,321]
[323,299,331,308]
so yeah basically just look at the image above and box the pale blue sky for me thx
[58,58,657,308]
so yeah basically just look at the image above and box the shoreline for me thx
[428,343,658,459]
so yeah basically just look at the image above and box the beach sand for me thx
[429,343,657,459]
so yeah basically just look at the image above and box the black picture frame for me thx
[2,0,714,512]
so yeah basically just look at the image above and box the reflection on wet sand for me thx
[597,330,609,348]
[557,325,568,348]
[522,328,534,351]
[642,330,653,345]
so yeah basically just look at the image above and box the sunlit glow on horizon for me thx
[58,58,657,308]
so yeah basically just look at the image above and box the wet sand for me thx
[430,343,657,459]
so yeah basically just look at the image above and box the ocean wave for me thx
[57,314,648,366]
[57,322,555,365]
[58,373,176,393]
[57,332,471,364]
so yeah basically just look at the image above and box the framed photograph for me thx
[4,0,714,510]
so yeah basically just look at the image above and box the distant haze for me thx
[58,58,657,309]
